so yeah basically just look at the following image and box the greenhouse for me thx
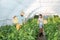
[0,0,60,40]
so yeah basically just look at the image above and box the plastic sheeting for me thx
[0,0,60,26]
[0,0,34,19]
[0,0,34,26]
[25,0,60,18]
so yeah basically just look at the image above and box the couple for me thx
[13,12,45,36]
[13,11,25,30]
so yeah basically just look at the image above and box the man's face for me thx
[20,13,24,17]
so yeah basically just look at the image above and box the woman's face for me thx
[39,16,42,18]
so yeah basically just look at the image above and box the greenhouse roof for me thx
[0,0,60,19]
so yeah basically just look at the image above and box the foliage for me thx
[0,19,39,40]
[0,17,60,40]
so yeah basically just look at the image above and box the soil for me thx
[37,31,46,40]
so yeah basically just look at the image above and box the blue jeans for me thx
[39,23,43,28]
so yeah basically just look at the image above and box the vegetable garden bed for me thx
[0,17,60,40]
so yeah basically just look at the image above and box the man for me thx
[16,11,25,30]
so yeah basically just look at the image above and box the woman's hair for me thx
[39,14,42,17]
[13,16,16,18]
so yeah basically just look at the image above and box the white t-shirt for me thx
[38,18,43,28]
[38,18,43,24]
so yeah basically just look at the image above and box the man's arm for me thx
[22,17,26,24]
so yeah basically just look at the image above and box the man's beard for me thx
[21,15,23,17]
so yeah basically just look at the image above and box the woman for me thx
[38,14,44,36]
[12,16,19,30]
